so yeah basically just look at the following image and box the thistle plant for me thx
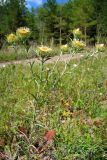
[71,28,86,53]
[60,44,69,53]
[7,33,17,44]
[6,27,31,55]
[95,43,105,52]
[29,45,68,108]
[72,39,86,52]
[16,27,31,53]
[73,28,82,40]
[6,33,18,53]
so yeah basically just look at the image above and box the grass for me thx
[0,45,37,62]
[0,45,60,62]
[0,51,107,159]
[0,44,86,62]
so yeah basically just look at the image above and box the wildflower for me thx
[61,120,66,124]
[65,102,70,108]
[73,28,82,37]
[72,39,86,51]
[80,54,84,57]
[38,46,52,53]
[63,110,71,117]
[0,152,8,159]
[99,92,103,96]
[60,44,68,51]
[90,54,94,57]
[44,130,56,143]
[7,33,17,43]
[46,67,50,71]
[38,46,52,57]
[96,43,105,52]
[73,64,78,67]
[16,27,30,38]
[2,65,6,68]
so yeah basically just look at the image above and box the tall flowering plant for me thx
[73,28,82,39]
[60,44,69,53]
[72,39,86,51]
[6,33,18,52]
[16,27,31,52]
[71,28,86,52]
[6,27,31,53]
[95,44,105,52]
[7,33,17,44]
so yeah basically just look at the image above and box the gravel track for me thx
[0,54,84,68]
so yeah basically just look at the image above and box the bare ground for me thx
[0,54,84,68]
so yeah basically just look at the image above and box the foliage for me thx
[0,0,107,47]
[0,49,107,159]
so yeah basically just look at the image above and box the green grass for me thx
[0,45,60,62]
[0,45,85,62]
[0,45,36,62]
[0,51,107,159]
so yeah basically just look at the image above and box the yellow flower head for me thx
[96,43,105,52]
[65,102,70,108]
[72,39,86,50]
[7,33,17,43]
[38,46,52,53]
[38,46,52,57]
[60,44,68,51]
[63,110,71,117]
[73,28,82,37]
[16,27,30,38]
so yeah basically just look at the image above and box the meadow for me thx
[0,28,107,160]
[0,48,107,159]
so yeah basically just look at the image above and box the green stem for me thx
[40,57,45,82]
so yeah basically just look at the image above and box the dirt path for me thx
[0,54,84,68]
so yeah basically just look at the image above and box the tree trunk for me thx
[59,17,62,45]
[50,37,54,47]
[84,26,87,44]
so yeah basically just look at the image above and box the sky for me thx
[26,0,67,9]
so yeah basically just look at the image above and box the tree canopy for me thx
[0,0,107,45]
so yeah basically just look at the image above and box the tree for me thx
[0,0,27,35]
[93,0,107,43]
[72,0,96,43]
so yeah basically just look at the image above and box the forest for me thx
[0,0,107,46]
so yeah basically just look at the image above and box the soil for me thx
[0,54,84,68]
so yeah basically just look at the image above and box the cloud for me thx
[27,0,43,5]
[26,0,43,9]
[26,3,32,9]
[0,0,6,2]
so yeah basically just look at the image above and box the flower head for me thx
[2,65,6,68]
[38,46,52,57]
[63,110,71,117]
[73,28,82,37]
[60,44,68,51]
[44,130,56,143]
[96,43,105,52]
[16,27,30,38]
[38,46,52,53]
[73,64,78,67]
[7,33,17,43]
[72,39,86,51]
